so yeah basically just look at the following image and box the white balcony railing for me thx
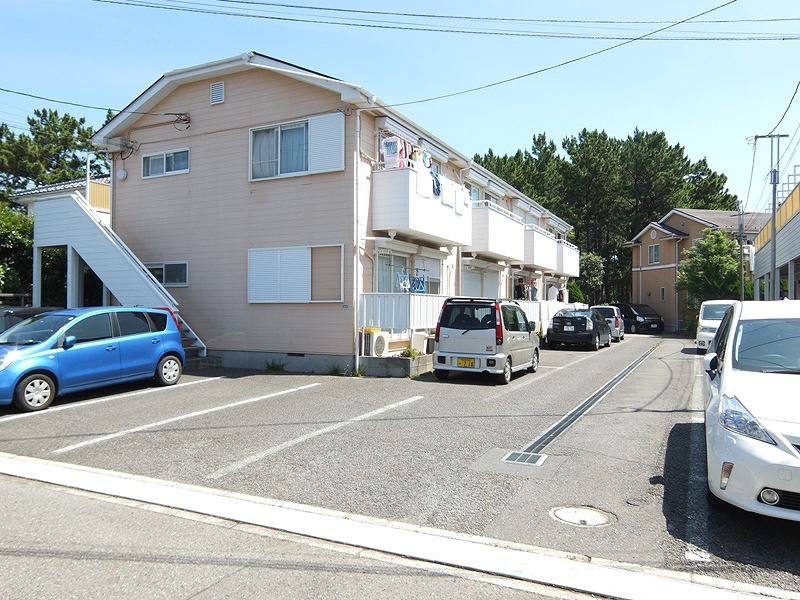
[464,201,525,261]
[359,293,447,333]
[557,239,580,277]
[523,224,558,272]
[371,166,472,247]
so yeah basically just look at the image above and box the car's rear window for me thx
[440,303,495,330]
[146,311,169,332]
[593,307,615,318]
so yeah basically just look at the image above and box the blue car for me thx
[0,306,186,412]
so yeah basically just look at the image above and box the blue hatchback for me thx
[0,306,186,412]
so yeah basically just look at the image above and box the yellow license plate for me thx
[457,357,475,368]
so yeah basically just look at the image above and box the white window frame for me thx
[142,149,190,178]
[248,244,344,303]
[249,112,345,182]
[145,261,189,287]
[648,244,660,265]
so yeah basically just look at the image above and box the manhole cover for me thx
[550,506,613,527]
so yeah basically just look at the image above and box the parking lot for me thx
[1,335,799,597]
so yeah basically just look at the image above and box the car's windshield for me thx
[0,314,72,346]
[631,304,658,316]
[733,318,800,372]
[701,303,732,321]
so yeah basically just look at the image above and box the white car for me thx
[695,299,734,353]
[590,305,624,342]
[703,300,800,521]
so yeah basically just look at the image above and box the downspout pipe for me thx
[354,108,363,373]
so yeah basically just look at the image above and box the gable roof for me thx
[660,208,770,236]
[11,177,110,202]
[628,208,771,244]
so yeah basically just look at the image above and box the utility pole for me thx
[754,133,788,300]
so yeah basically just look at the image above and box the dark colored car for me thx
[0,306,185,412]
[1,306,62,332]
[547,308,612,350]
[612,303,665,334]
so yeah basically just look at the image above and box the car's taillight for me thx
[435,300,447,342]
[495,302,503,345]
[614,316,619,328]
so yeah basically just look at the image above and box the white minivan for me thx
[695,299,734,353]
[433,297,539,385]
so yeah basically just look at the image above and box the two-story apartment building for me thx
[626,208,769,332]
[21,52,579,373]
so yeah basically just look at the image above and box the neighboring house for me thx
[625,208,769,333]
[753,179,800,299]
[20,52,579,373]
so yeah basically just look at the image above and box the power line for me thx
[389,0,742,108]
[767,80,800,135]
[88,0,798,40]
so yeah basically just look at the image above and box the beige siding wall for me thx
[111,69,358,356]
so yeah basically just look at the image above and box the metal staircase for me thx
[33,193,206,357]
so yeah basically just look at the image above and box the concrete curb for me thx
[0,451,794,600]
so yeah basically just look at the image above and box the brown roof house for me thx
[625,208,770,332]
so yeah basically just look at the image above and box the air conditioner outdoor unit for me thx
[365,331,390,357]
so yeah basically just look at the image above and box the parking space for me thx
[1,338,799,594]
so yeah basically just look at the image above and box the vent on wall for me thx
[210,81,225,105]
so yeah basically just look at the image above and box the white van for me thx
[695,299,734,353]
[433,297,539,385]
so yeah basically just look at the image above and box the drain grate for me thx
[503,451,547,466]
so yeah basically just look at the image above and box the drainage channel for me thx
[504,344,659,466]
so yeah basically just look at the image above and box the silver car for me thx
[590,305,624,342]
[433,297,539,385]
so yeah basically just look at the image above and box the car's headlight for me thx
[637,316,645,322]
[0,351,20,371]
[718,394,776,444]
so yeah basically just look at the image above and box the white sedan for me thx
[703,300,800,521]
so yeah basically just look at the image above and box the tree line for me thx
[474,129,738,305]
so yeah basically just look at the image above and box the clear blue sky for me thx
[2,0,798,215]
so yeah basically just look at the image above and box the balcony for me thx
[463,201,524,262]
[557,239,580,277]
[523,224,558,272]
[372,166,472,247]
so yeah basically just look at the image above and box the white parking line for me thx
[0,377,224,423]
[208,395,424,480]
[53,383,321,454]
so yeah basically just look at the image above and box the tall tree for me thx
[0,108,108,203]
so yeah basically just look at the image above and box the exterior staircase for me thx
[30,192,206,358]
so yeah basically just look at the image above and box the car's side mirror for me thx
[63,335,77,350]
[703,352,718,379]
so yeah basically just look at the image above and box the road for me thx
[0,334,798,599]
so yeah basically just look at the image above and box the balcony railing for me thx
[371,166,472,247]
[359,293,447,333]
[523,224,558,272]
[464,201,525,261]
[557,239,580,277]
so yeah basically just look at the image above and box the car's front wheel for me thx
[13,373,56,412]
[630,323,638,334]
[496,358,512,385]
[155,355,182,386]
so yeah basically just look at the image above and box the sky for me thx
[2,0,799,215]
